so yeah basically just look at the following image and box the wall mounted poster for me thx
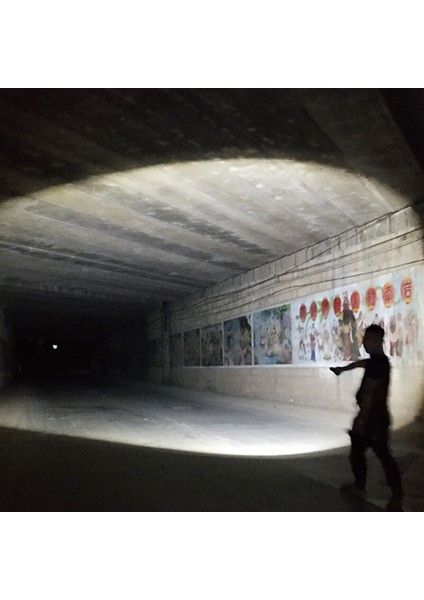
[224,315,252,366]
[201,324,223,366]
[184,329,200,366]
[253,305,292,365]
[291,268,423,365]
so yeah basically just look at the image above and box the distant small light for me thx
[52,344,58,350]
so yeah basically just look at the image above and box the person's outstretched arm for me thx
[330,359,368,376]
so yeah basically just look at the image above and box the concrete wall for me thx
[95,318,149,379]
[0,309,16,387]
[145,205,424,428]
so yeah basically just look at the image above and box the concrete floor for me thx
[0,375,422,511]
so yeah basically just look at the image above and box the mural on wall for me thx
[224,315,252,366]
[253,305,292,365]
[184,329,200,366]
[170,333,183,368]
[201,324,223,366]
[291,268,423,365]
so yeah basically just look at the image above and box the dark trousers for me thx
[349,431,403,500]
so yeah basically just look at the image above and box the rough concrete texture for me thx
[1,90,424,341]
[1,90,423,511]
[0,376,422,511]
[0,309,15,388]
[142,206,424,427]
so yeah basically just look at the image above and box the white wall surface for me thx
[146,206,424,427]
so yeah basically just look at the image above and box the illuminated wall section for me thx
[253,305,291,365]
[149,206,424,427]
[223,316,252,366]
[292,268,423,366]
[201,324,223,367]
[170,268,422,371]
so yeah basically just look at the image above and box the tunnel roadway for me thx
[0,375,421,511]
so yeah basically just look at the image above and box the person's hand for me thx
[330,366,342,376]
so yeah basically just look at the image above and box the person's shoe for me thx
[385,497,403,512]
[339,482,366,501]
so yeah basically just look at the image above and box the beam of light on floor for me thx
[0,393,351,457]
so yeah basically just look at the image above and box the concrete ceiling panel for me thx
[0,89,423,339]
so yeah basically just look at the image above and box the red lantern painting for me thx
[382,282,394,308]
[365,287,377,311]
[299,303,307,322]
[321,297,330,319]
[401,276,414,304]
[310,301,317,321]
[333,295,342,317]
[350,290,360,314]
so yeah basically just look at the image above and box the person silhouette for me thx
[330,324,403,511]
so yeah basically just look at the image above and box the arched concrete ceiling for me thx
[1,89,424,340]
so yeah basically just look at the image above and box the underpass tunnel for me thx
[0,89,424,510]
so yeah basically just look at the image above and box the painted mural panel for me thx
[223,315,252,366]
[253,305,292,365]
[184,329,200,366]
[292,267,424,365]
[171,333,183,368]
[201,324,223,366]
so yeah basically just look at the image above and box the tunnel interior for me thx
[16,338,97,377]
[0,89,423,411]
[0,90,423,443]
[1,89,424,511]
[0,88,423,373]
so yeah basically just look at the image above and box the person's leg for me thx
[349,432,369,491]
[371,434,403,509]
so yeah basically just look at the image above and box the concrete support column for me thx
[0,340,4,387]
[0,309,16,387]
[161,302,171,384]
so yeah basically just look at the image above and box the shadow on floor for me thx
[0,424,381,512]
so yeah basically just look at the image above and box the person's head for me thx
[363,324,385,354]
